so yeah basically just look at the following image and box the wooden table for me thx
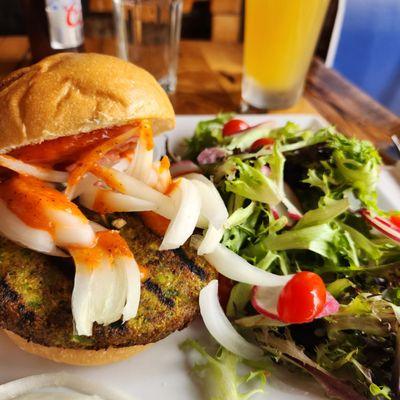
[1,36,399,146]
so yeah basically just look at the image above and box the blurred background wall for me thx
[0,0,399,115]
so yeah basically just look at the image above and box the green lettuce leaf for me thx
[294,198,349,230]
[180,340,267,400]
[245,224,336,258]
[266,144,285,194]
[226,124,273,151]
[185,113,234,160]
[226,283,252,318]
[225,158,281,205]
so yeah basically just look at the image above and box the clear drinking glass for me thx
[242,0,330,110]
[113,0,182,93]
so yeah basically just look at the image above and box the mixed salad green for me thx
[180,114,400,400]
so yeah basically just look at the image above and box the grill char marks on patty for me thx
[0,213,216,350]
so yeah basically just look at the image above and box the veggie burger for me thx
[0,53,217,365]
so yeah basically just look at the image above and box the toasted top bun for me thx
[0,52,175,154]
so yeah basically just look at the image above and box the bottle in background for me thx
[21,0,84,62]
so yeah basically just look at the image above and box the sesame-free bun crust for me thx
[5,330,150,366]
[0,52,175,154]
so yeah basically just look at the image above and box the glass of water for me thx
[113,0,183,93]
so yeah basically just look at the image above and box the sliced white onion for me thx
[91,166,175,219]
[71,237,141,336]
[89,221,107,232]
[0,372,135,400]
[197,225,224,255]
[200,280,263,360]
[191,235,293,287]
[69,174,98,200]
[159,178,201,250]
[47,209,95,248]
[0,155,68,183]
[112,157,131,172]
[127,132,154,183]
[121,256,141,322]
[184,173,228,228]
[80,185,155,213]
[0,199,65,256]
[152,158,172,193]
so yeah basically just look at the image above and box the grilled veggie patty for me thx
[0,213,216,350]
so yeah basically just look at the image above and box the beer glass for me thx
[113,0,183,93]
[242,0,329,110]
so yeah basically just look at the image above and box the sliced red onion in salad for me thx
[360,209,400,243]
[197,147,228,165]
[170,160,200,177]
[199,279,263,360]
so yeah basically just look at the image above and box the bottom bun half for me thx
[4,330,150,366]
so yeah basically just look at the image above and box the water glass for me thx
[113,0,182,93]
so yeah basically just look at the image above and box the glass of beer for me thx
[242,0,329,110]
[113,0,183,94]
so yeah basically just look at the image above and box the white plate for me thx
[0,114,395,400]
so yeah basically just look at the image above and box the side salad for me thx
[177,114,400,400]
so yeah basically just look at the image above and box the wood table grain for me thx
[0,36,399,145]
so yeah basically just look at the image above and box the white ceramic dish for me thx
[0,114,396,400]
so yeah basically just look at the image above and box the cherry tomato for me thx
[250,137,275,152]
[222,119,250,136]
[390,214,400,229]
[277,271,326,324]
[218,274,234,311]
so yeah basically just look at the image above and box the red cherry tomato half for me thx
[277,271,326,324]
[222,119,250,136]
[250,137,275,152]
[218,274,234,311]
[390,214,400,229]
